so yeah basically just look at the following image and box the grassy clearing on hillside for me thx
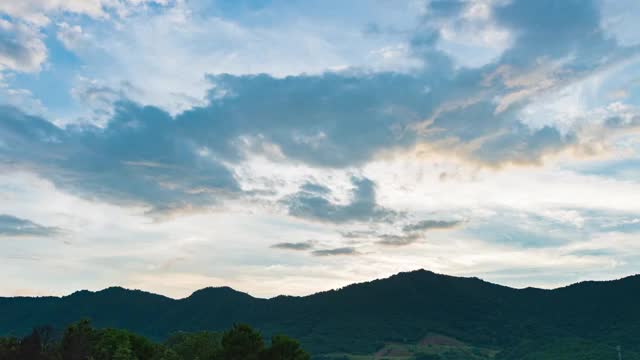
[318,334,497,360]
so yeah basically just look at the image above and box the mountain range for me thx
[2,270,639,358]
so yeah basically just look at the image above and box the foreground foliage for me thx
[0,321,310,360]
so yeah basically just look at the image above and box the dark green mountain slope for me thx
[1,270,639,356]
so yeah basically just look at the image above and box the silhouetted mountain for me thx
[1,270,639,356]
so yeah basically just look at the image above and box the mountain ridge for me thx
[4,269,639,301]
[1,269,640,355]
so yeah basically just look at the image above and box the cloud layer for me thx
[0,0,639,297]
[1,0,638,214]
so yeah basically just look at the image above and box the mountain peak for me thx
[186,286,254,300]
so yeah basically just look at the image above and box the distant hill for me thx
[1,270,639,358]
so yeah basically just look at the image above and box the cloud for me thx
[600,0,640,47]
[1,0,638,217]
[375,218,463,246]
[69,78,137,126]
[170,0,632,168]
[462,209,586,248]
[2,0,640,300]
[377,232,422,247]
[271,241,315,251]
[300,182,331,195]
[0,0,106,25]
[80,0,421,115]
[340,230,377,239]
[311,247,359,256]
[493,0,613,64]
[567,248,618,257]
[0,214,60,237]
[194,72,425,167]
[0,19,46,73]
[0,104,240,214]
[402,219,462,232]
[56,22,91,52]
[424,0,513,67]
[0,87,46,116]
[0,0,170,26]
[283,176,397,223]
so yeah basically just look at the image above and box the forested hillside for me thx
[1,270,639,358]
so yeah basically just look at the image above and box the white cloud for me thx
[66,76,130,126]
[56,0,422,115]
[0,18,47,73]
[600,0,640,47]
[430,0,513,68]
[518,57,640,135]
[0,85,47,115]
[0,0,105,26]
[56,22,91,51]
[3,146,640,297]
[0,0,171,25]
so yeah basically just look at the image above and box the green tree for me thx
[262,335,310,360]
[221,324,264,360]
[112,344,135,360]
[2,320,311,360]
[93,327,161,360]
[165,331,222,360]
[61,319,95,360]
[151,346,181,360]
[93,329,133,360]
[18,328,44,360]
[128,332,156,360]
[0,337,19,360]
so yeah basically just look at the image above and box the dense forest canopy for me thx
[0,320,310,360]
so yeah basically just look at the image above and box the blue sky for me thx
[1,0,640,298]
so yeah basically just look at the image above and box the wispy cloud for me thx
[271,241,315,251]
[403,219,462,233]
[377,233,422,247]
[375,219,463,246]
[311,247,360,257]
[0,214,61,237]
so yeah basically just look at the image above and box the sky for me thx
[1,0,640,299]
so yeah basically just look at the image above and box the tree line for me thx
[0,320,310,360]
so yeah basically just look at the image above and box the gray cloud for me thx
[0,104,240,214]
[340,230,377,239]
[378,219,463,246]
[300,182,331,195]
[271,241,315,251]
[567,248,618,257]
[0,214,61,237]
[283,177,397,224]
[377,233,422,247]
[311,247,359,256]
[493,0,613,65]
[403,219,462,233]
